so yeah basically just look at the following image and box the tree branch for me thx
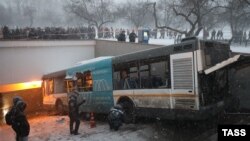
[152,2,187,35]
[173,7,195,27]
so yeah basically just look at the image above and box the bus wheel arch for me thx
[55,99,64,115]
[117,96,136,123]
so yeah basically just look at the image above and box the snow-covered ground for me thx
[0,116,167,141]
[1,114,250,141]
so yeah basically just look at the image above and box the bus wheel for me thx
[120,101,135,124]
[56,100,64,115]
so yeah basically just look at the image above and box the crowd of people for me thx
[0,25,183,42]
[205,29,250,46]
[1,25,249,46]
[150,28,183,43]
[0,26,96,40]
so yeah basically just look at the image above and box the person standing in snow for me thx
[6,96,30,141]
[129,30,137,42]
[211,29,216,40]
[68,89,85,135]
[117,30,126,42]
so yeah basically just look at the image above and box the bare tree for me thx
[151,0,221,37]
[65,0,116,30]
[14,0,24,14]
[121,0,153,29]
[219,0,250,43]
[154,0,182,29]
[23,5,36,27]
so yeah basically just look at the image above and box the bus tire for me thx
[56,100,64,115]
[119,101,135,124]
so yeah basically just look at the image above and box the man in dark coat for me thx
[2,26,10,39]
[117,31,126,42]
[129,30,137,42]
[68,90,85,135]
[11,97,30,141]
[211,29,216,40]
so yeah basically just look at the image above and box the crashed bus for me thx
[42,69,68,114]
[63,37,248,122]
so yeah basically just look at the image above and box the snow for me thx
[0,116,166,141]
[99,37,250,54]
[230,46,250,54]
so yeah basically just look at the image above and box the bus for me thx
[64,37,242,122]
[42,69,68,114]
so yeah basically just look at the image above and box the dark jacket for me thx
[118,32,126,41]
[129,32,137,42]
[68,97,85,119]
[12,102,30,137]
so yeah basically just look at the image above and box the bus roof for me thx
[112,38,230,64]
[112,39,197,64]
[66,56,113,77]
[43,57,113,79]
[74,56,113,67]
[43,69,67,79]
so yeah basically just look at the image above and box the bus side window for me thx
[140,57,170,89]
[66,80,75,93]
[113,61,138,90]
[113,71,121,90]
[48,79,54,94]
[120,70,133,89]
[76,72,84,92]
[83,71,93,92]
[151,62,165,88]
[139,65,150,88]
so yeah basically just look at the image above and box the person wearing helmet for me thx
[107,104,124,131]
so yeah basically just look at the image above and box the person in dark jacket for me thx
[68,90,85,135]
[107,105,124,131]
[117,30,126,42]
[12,99,30,141]
[129,30,137,42]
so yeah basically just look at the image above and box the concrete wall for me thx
[95,40,163,57]
[0,40,162,85]
[0,40,95,85]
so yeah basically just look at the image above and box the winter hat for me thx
[13,96,23,106]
